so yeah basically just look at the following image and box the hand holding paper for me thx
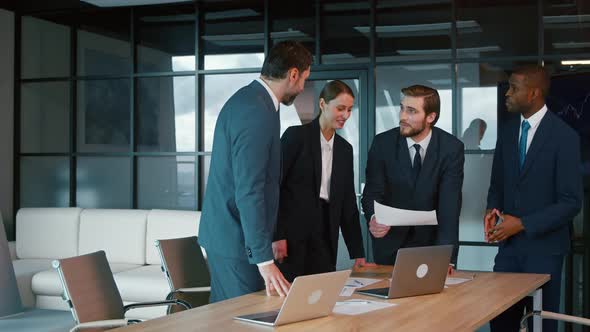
[374,201,438,226]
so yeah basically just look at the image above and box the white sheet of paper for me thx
[333,300,397,316]
[445,277,473,286]
[374,201,437,226]
[339,286,356,297]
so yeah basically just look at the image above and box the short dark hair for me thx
[512,65,550,98]
[319,80,355,110]
[261,40,312,80]
[401,85,440,125]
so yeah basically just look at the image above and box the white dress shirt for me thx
[406,129,432,166]
[255,78,280,112]
[254,77,280,267]
[519,104,548,154]
[319,132,335,201]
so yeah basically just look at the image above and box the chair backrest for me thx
[156,236,210,291]
[54,250,125,324]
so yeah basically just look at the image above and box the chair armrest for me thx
[69,319,129,332]
[124,299,191,313]
[176,286,211,293]
[8,241,16,260]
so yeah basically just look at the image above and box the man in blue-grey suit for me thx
[485,65,583,332]
[199,41,312,303]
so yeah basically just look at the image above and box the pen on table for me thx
[345,280,364,287]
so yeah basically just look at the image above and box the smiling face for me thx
[319,92,354,130]
[399,95,436,138]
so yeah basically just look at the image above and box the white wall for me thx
[0,9,15,240]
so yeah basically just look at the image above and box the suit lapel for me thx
[310,118,323,198]
[329,135,342,203]
[415,129,439,188]
[504,118,520,180]
[520,111,553,179]
[395,132,414,188]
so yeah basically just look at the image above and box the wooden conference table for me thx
[113,266,549,332]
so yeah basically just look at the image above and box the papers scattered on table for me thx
[374,201,437,226]
[333,299,397,316]
[339,277,382,296]
[445,277,473,286]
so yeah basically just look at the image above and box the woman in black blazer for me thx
[272,80,374,281]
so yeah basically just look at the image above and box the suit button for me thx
[247,248,252,258]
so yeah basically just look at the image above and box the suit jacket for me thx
[487,110,582,255]
[361,127,464,264]
[199,80,281,264]
[274,118,365,262]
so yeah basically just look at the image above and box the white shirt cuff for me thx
[257,260,274,267]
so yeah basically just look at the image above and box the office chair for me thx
[54,250,190,332]
[520,310,590,331]
[155,236,210,314]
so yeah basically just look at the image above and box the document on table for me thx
[374,201,437,226]
[339,277,382,296]
[445,276,474,286]
[333,299,397,315]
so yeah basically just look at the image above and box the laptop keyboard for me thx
[364,287,389,296]
[254,311,279,323]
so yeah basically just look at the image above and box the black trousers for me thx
[490,254,564,332]
[278,199,335,282]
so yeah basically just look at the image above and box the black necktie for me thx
[412,144,421,185]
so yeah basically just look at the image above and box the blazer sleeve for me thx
[436,142,464,265]
[486,131,504,211]
[520,132,583,237]
[231,106,276,264]
[361,136,386,223]
[340,146,365,259]
[273,126,300,241]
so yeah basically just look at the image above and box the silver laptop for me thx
[234,269,351,327]
[356,245,452,299]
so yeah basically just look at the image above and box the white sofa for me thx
[8,207,202,319]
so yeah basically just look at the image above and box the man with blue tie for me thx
[485,65,583,332]
[199,41,312,302]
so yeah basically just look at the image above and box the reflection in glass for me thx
[203,73,259,151]
[543,1,590,55]
[270,0,315,59]
[321,1,370,64]
[21,16,70,78]
[77,9,131,76]
[456,0,538,58]
[457,63,510,150]
[137,76,195,152]
[457,245,498,271]
[138,156,196,210]
[136,4,196,72]
[461,88,496,150]
[20,82,70,153]
[77,157,131,208]
[375,0,452,62]
[201,0,264,70]
[20,157,70,208]
[375,65,453,134]
[77,79,130,153]
[460,154,494,242]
